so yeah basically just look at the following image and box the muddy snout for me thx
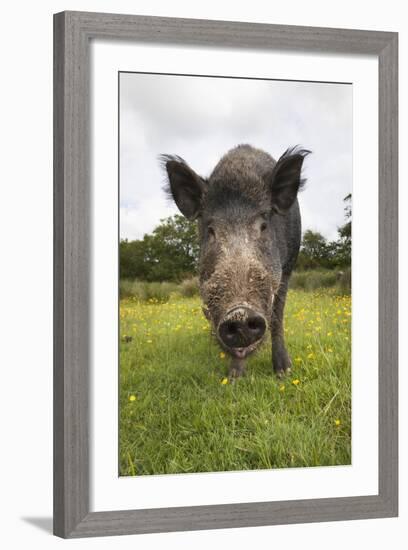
[218,306,267,357]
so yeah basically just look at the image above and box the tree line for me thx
[120,195,351,282]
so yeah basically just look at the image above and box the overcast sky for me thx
[120,72,352,241]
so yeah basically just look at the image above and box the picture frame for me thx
[53,10,398,538]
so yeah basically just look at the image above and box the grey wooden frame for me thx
[53,10,398,538]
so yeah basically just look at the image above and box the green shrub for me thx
[337,267,351,294]
[179,276,200,297]
[290,269,345,292]
[144,281,178,302]
[119,280,178,302]
[119,279,134,299]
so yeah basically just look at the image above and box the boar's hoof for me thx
[275,366,292,379]
[228,370,245,383]
[273,346,292,377]
[228,360,246,381]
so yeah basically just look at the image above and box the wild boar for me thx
[161,144,310,379]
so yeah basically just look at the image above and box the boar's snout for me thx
[218,306,266,357]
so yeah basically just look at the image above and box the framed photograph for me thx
[53,11,398,538]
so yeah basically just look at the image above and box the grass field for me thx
[119,288,351,476]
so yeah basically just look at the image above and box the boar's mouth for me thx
[227,342,262,360]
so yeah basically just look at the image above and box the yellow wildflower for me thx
[129,395,136,402]
[221,377,229,385]
[219,352,226,359]
[335,419,341,427]
[292,379,300,386]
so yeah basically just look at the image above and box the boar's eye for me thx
[207,226,216,241]
[257,214,269,234]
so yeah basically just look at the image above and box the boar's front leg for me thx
[271,275,292,377]
[228,357,246,380]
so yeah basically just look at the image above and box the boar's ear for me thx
[268,147,311,214]
[160,154,205,220]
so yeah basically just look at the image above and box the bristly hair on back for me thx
[277,145,312,192]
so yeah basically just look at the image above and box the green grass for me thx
[119,289,351,476]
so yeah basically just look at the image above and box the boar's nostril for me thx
[226,321,239,334]
[247,316,266,334]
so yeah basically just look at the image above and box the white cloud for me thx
[120,73,352,241]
